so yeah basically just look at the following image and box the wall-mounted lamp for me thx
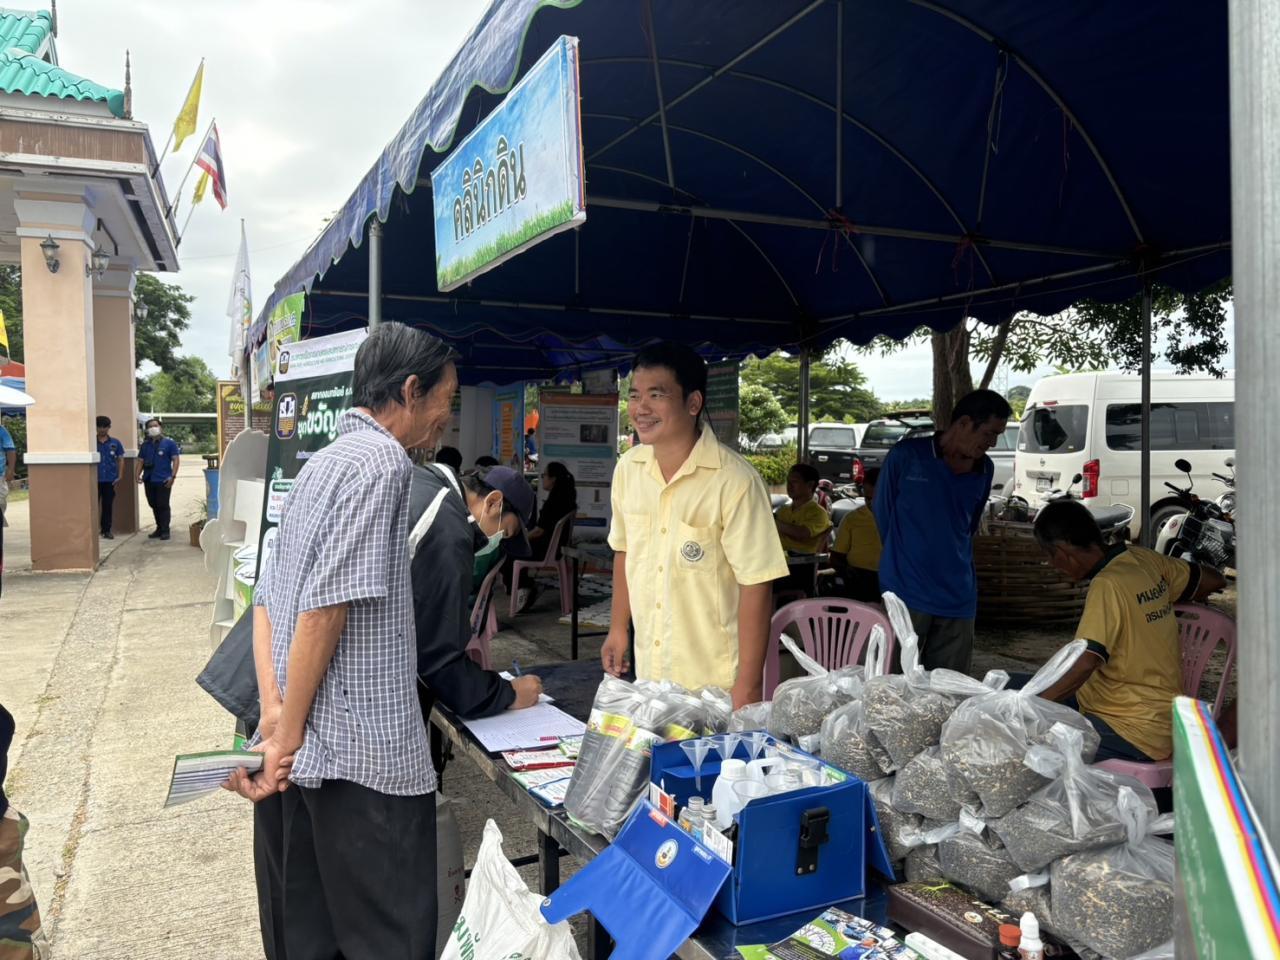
[133,300,149,324]
[40,234,60,273]
[86,246,110,280]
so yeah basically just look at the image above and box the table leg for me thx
[539,829,561,895]
[571,556,581,661]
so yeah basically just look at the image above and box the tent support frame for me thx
[1139,282,1152,546]
[368,218,383,328]
[799,349,812,463]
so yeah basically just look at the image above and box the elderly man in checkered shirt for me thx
[229,322,458,959]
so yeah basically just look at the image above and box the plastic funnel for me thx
[747,731,770,761]
[715,733,742,763]
[681,738,713,791]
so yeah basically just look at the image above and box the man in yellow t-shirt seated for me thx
[1030,499,1225,763]
[828,466,882,603]
[775,463,832,553]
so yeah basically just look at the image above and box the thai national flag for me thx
[195,123,227,209]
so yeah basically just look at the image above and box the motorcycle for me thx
[1153,458,1236,571]
[1213,456,1236,516]
[990,474,1134,546]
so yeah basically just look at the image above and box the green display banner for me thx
[706,360,740,452]
[256,328,367,574]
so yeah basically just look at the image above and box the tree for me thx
[134,273,195,373]
[0,266,21,363]
[138,356,217,414]
[866,280,1232,428]
[1007,384,1031,419]
[740,351,881,424]
[738,383,789,448]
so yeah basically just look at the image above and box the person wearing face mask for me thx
[227,322,457,959]
[136,417,181,540]
[95,416,125,539]
[873,389,1012,672]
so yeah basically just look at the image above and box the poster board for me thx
[430,35,586,292]
[538,393,618,529]
[492,384,524,465]
[216,380,273,459]
[706,360,740,452]
[255,329,367,576]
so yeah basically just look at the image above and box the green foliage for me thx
[879,398,933,415]
[745,443,798,486]
[1007,384,1031,418]
[0,265,21,362]
[137,356,217,449]
[436,200,578,288]
[135,273,195,374]
[738,382,789,447]
[740,351,881,423]
[1,414,26,479]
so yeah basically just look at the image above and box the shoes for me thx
[159,532,171,541]
[516,587,533,613]
[101,531,114,540]
[148,531,162,539]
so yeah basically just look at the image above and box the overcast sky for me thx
[59,0,1231,402]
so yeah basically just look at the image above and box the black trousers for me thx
[258,780,437,960]
[98,481,116,534]
[143,482,171,534]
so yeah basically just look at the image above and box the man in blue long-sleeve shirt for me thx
[874,390,1011,672]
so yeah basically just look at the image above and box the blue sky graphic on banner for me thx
[430,34,585,292]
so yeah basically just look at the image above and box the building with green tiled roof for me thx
[0,6,124,117]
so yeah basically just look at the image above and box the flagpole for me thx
[151,129,174,178]
[167,116,215,223]
[178,197,198,244]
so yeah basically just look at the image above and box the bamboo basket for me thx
[975,520,1089,627]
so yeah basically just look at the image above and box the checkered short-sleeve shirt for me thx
[255,409,433,796]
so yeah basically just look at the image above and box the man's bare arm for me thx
[732,582,773,709]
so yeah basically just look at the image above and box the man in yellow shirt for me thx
[603,343,789,707]
[775,464,832,553]
[1031,499,1224,762]
[828,466,882,602]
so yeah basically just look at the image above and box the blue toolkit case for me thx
[649,733,895,925]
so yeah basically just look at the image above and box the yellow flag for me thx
[0,309,8,365]
[173,61,204,150]
[193,170,209,205]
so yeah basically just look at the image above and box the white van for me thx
[1012,372,1235,537]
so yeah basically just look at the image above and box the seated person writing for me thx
[1031,499,1225,763]
[775,463,832,553]
[827,466,882,603]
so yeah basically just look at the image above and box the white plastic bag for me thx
[819,627,892,780]
[436,793,466,959]
[729,699,772,732]
[440,820,581,960]
[768,635,863,748]
[941,640,1101,817]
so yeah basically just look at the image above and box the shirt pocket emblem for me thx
[680,540,704,563]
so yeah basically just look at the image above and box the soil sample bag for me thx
[991,723,1159,872]
[1051,795,1176,959]
[890,747,970,822]
[821,698,892,782]
[1002,873,1058,940]
[697,686,732,735]
[729,700,771,733]
[767,634,863,749]
[938,826,1025,903]
[941,641,1100,817]
[868,776,922,862]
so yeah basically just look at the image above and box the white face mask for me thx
[147,426,161,438]
[474,527,504,559]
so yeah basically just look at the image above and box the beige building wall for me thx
[94,274,140,534]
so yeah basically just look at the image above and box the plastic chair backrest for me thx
[1174,603,1237,719]
[542,511,574,562]
[470,563,503,640]
[763,598,895,697]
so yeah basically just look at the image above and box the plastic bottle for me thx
[1018,912,1044,960]
[697,804,718,842]
[712,759,747,829]
[677,796,704,835]
[996,923,1021,960]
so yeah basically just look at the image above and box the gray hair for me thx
[352,321,457,412]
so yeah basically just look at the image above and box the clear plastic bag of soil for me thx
[1051,793,1176,960]
[563,675,703,838]
[729,700,772,733]
[940,641,1101,818]
[868,776,922,862]
[1002,872,1058,939]
[901,819,958,881]
[696,686,732,735]
[767,634,864,750]
[862,593,1008,770]
[938,824,1025,903]
[819,627,891,780]
[991,723,1158,872]
[890,746,974,821]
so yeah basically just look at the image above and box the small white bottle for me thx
[1018,912,1045,960]
[712,759,747,830]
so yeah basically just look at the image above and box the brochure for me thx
[737,908,922,960]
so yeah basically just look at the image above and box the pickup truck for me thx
[853,414,934,474]
[807,423,866,484]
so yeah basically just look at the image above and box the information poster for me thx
[493,384,524,464]
[216,380,273,458]
[539,393,618,529]
[255,328,367,575]
[706,360,740,452]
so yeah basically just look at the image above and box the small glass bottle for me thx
[697,804,718,842]
[678,796,704,835]
[996,924,1021,960]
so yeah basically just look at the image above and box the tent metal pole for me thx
[798,349,812,462]
[835,0,844,211]
[643,0,677,193]
[1139,283,1152,546]
[368,219,383,328]
[1229,0,1280,840]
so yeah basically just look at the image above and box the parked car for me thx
[988,423,1021,494]
[853,413,934,475]
[1011,372,1235,538]
[807,422,867,483]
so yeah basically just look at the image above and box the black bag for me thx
[196,611,260,731]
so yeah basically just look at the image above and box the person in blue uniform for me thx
[137,417,180,540]
[96,416,126,539]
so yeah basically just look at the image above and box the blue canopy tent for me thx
[254,0,1230,385]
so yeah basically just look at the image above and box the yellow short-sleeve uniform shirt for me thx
[776,499,832,553]
[608,425,790,691]
[832,504,881,571]
[1074,545,1199,761]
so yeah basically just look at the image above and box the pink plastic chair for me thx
[509,512,574,617]
[763,598,896,699]
[465,564,504,670]
[1095,603,1237,788]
